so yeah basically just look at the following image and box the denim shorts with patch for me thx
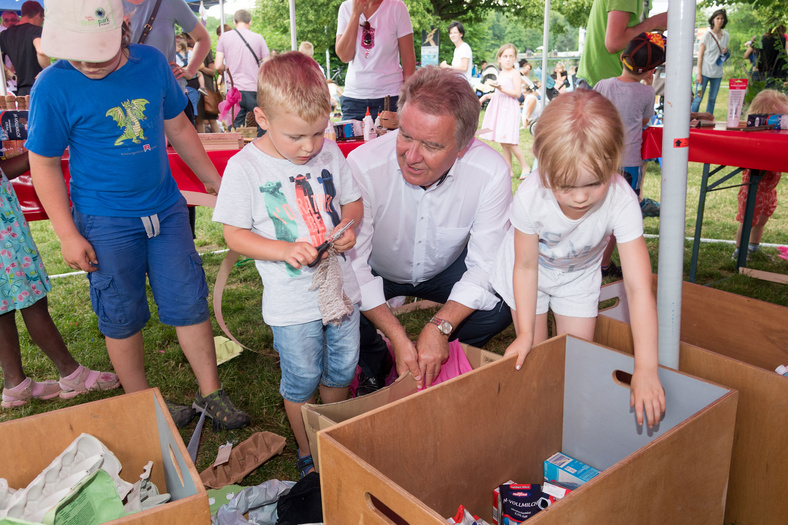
[271,305,360,403]
[73,196,209,339]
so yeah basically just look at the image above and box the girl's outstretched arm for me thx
[618,235,665,428]
[505,229,539,370]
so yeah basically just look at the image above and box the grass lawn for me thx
[3,88,787,485]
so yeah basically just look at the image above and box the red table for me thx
[12,140,366,221]
[642,126,788,280]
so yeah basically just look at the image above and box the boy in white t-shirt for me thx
[490,90,665,429]
[213,52,363,477]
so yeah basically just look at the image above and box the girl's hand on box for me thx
[504,336,532,371]
[283,242,318,269]
[630,369,666,428]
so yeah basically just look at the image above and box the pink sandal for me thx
[59,365,120,399]
[2,377,62,408]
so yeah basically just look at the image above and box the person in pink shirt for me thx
[215,9,269,136]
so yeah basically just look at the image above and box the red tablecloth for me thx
[13,140,366,221]
[642,127,788,172]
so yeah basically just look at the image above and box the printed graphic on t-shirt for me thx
[260,180,301,277]
[289,173,327,247]
[317,169,340,227]
[106,99,149,146]
[258,170,341,277]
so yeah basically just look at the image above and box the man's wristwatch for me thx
[428,316,453,336]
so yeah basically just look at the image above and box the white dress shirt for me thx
[347,131,512,312]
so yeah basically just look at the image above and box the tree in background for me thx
[251,0,589,82]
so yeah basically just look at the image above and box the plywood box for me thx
[598,279,788,525]
[0,389,209,525]
[319,336,738,524]
[302,343,501,472]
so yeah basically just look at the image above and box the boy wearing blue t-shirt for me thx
[26,0,249,430]
[213,51,362,477]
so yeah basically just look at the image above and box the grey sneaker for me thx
[193,389,250,430]
[165,400,196,428]
[640,198,660,218]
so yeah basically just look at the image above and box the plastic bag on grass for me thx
[212,480,295,525]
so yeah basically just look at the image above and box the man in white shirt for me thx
[348,67,513,394]
[215,9,269,135]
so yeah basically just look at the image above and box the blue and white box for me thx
[544,452,600,489]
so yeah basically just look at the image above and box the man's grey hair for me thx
[398,66,480,150]
[234,9,251,25]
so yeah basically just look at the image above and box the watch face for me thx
[439,321,452,334]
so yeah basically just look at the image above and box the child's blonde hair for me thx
[533,89,624,188]
[496,43,517,64]
[747,89,788,116]
[257,51,331,122]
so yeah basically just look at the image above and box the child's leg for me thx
[283,397,316,457]
[509,143,528,174]
[0,310,25,387]
[499,143,514,174]
[553,313,596,341]
[106,331,148,393]
[175,320,221,396]
[18,297,79,377]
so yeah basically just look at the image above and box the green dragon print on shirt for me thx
[106,99,149,146]
[260,180,301,277]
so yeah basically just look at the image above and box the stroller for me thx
[475,64,499,109]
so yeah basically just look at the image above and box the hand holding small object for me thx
[308,219,355,267]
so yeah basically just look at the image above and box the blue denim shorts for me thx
[271,305,360,403]
[73,197,209,339]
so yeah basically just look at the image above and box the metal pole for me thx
[219,0,225,31]
[540,0,550,104]
[289,0,297,51]
[656,0,696,369]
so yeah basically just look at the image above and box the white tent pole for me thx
[219,0,225,31]
[656,0,695,369]
[289,0,297,50]
[540,0,550,103]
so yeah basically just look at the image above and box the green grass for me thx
[3,97,787,485]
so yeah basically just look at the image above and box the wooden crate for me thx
[0,389,209,525]
[597,278,788,524]
[319,336,737,524]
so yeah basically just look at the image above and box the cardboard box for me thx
[302,343,501,472]
[543,452,600,489]
[597,278,788,525]
[319,336,738,524]
[0,389,209,525]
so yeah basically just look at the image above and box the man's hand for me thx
[415,324,450,388]
[389,334,421,384]
[60,232,98,273]
[283,242,318,269]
